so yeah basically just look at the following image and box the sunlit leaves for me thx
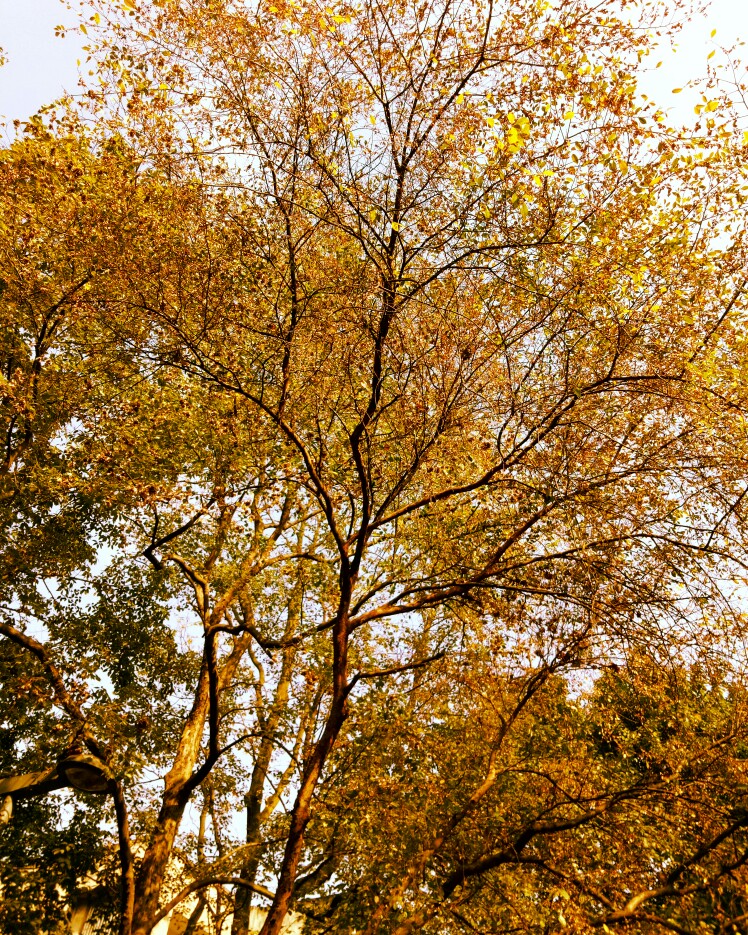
[4,1,748,934]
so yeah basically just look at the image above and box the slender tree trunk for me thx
[130,658,212,935]
[130,585,259,935]
[231,788,266,935]
[233,565,303,935]
[257,603,350,935]
[112,781,135,935]
[183,894,208,935]
[183,792,210,935]
[257,699,347,935]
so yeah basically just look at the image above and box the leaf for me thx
[7,11,748,935]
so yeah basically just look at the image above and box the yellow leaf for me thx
[672,87,682,94]
[391,222,400,231]
[533,174,542,185]
[711,28,717,37]
[742,130,748,145]
[369,209,377,223]
[563,109,574,120]
[80,23,88,34]
[456,93,464,104]
[707,49,716,60]
[93,12,101,24]
[370,114,376,125]
[507,112,516,123]
[705,99,719,111]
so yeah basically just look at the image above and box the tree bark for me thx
[131,656,211,935]
[257,600,350,935]
[231,787,266,935]
[233,571,303,935]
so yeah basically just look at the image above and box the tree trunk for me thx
[230,788,266,935]
[130,657,211,935]
[257,603,350,935]
[233,574,302,935]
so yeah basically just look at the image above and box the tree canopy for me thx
[3,0,748,933]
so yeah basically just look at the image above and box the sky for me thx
[0,0,747,129]
[0,0,87,129]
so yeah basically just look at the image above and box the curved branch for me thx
[0,621,93,738]
[152,876,276,928]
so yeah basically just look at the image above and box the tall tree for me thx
[4,0,748,932]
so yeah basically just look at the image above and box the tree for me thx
[0,124,344,934]
[298,652,748,934]
[3,0,748,932]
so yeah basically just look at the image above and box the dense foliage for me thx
[3,0,748,933]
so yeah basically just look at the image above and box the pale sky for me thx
[0,0,746,130]
[0,0,86,128]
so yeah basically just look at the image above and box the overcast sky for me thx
[0,0,746,131]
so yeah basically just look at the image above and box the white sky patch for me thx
[0,0,87,130]
[637,0,748,122]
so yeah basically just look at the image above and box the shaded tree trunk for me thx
[231,787,266,935]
